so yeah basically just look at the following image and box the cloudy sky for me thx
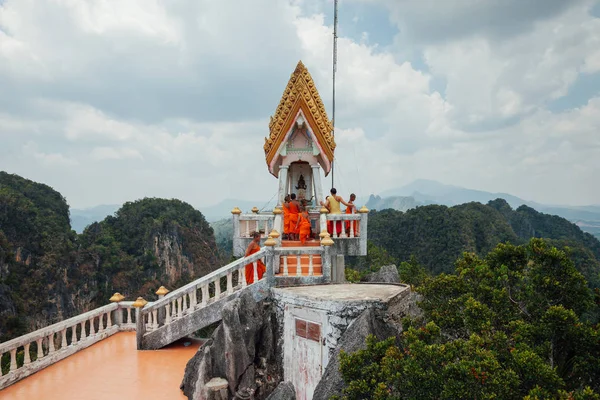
[1,0,599,209]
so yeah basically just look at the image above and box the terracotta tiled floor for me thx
[0,332,201,400]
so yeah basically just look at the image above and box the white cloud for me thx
[0,0,598,210]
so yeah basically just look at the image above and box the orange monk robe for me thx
[298,212,312,244]
[245,245,266,285]
[288,201,300,234]
[282,203,291,235]
[345,205,358,236]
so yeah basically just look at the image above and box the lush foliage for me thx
[366,199,600,288]
[336,239,600,399]
[0,173,219,342]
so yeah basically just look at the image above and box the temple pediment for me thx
[264,61,335,177]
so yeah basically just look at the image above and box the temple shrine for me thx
[0,61,409,400]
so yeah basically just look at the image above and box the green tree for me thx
[336,239,600,399]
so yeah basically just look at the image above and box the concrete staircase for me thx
[137,249,270,350]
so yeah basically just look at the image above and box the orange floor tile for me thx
[0,332,202,400]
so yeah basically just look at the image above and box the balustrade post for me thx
[283,255,289,276]
[133,297,148,350]
[36,338,43,361]
[239,268,247,288]
[252,262,259,283]
[182,293,188,314]
[321,237,333,282]
[296,255,302,277]
[80,321,87,340]
[155,286,169,327]
[126,308,132,325]
[309,254,314,276]
[177,297,183,318]
[202,285,209,307]
[110,293,125,328]
[265,245,275,287]
[61,329,67,349]
[48,332,56,354]
[107,310,113,329]
[24,343,31,365]
[152,310,158,329]
[89,318,95,336]
[98,314,105,333]
[358,206,369,254]
[215,278,221,297]
[165,304,171,325]
[227,272,233,295]
[71,325,78,345]
[9,348,17,372]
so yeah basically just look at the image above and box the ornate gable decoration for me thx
[264,61,335,169]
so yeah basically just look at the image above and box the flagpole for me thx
[331,0,338,189]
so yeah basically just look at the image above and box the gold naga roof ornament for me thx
[264,61,336,175]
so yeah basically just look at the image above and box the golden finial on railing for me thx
[273,207,283,215]
[320,207,329,214]
[264,234,277,247]
[358,206,369,213]
[132,297,148,308]
[269,229,280,239]
[155,286,169,296]
[251,207,259,214]
[231,207,242,215]
[109,293,125,302]
[320,232,334,246]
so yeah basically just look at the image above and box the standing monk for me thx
[345,193,357,236]
[320,188,352,236]
[288,193,300,240]
[282,195,291,240]
[244,232,266,285]
[296,206,312,244]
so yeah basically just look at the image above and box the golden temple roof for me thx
[264,61,335,174]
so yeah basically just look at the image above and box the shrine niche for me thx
[264,61,335,208]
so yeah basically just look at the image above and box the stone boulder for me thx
[312,307,398,400]
[180,291,281,400]
[265,381,296,400]
[364,265,400,283]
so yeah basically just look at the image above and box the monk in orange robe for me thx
[296,206,312,244]
[345,193,357,236]
[245,232,266,285]
[288,193,300,240]
[282,195,291,239]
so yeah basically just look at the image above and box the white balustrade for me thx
[0,302,136,389]
[137,248,268,336]
[276,248,323,278]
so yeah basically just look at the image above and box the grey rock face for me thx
[312,308,398,400]
[364,264,400,283]
[180,291,281,400]
[265,381,296,400]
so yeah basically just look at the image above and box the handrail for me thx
[275,247,323,255]
[0,303,118,353]
[326,214,361,221]
[141,248,267,313]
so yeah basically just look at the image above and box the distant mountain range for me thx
[69,179,600,239]
[370,180,600,239]
[70,204,121,233]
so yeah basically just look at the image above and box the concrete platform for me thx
[273,283,408,303]
[0,332,201,400]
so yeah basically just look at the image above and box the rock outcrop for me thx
[364,264,400,283]
[312,308,399,400]
[266,381,296,400]
[180,291,281,400]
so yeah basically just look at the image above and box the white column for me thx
[311,164,324,206]
[277,165,290,206]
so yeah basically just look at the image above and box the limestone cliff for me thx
[0,172,220,342]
